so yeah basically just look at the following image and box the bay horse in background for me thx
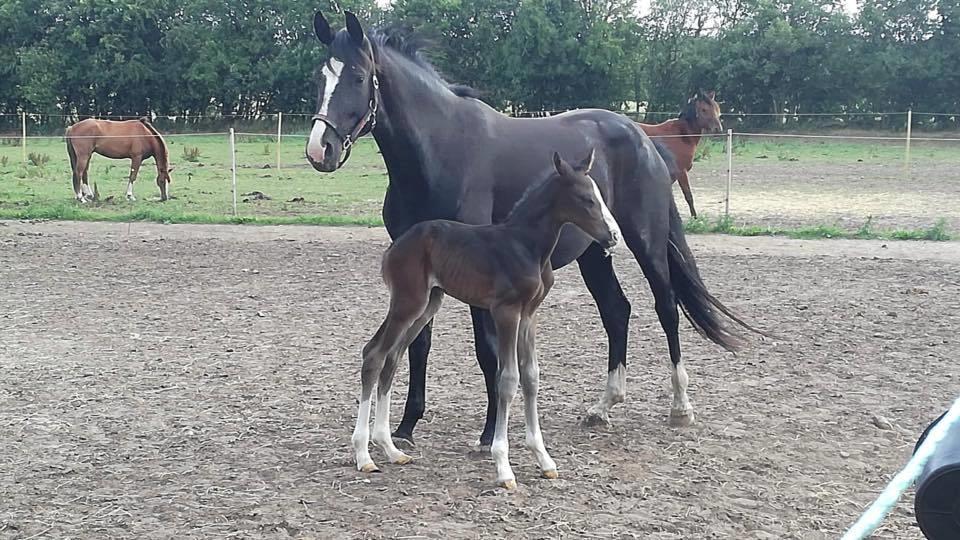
[638,91,723,218]
[65,117,173,203]
[307,12,762,450]
[354,150,620,488]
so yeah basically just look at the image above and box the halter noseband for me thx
[311,72,380,168]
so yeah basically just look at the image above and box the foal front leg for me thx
[518,315,557,479]
[490,306,521,489]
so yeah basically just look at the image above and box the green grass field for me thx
[0,132,956,239]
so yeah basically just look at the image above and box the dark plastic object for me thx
[914,410,960,540]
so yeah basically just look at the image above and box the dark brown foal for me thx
[353,150,622,488]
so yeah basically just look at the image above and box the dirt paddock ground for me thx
[2,220,959,539]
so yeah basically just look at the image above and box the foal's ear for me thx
[344,11,365,46]
[314,12,334,45]
[705,90,716,100]
[574,148,596,174]
[553,151,574,177]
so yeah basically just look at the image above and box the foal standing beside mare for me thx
[355,150,621,488]
[638,91,723,218]
[65,117,173,202]
[307,12,761,449]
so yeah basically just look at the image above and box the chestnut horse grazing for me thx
[638,91,723,218]
[354,150,620,489]
[65,117,173,202]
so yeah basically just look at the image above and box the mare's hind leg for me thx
[518,314,556,478]
[470,308,500,449]
[75,155,92,202]
[621,228,693,427]
[577,242,631,426]
[372,288,444,465]
[127,157,143,201]
[353,289,431,472]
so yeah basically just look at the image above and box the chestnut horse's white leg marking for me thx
[126,180,136,201]
[81,183,95,199]
[669,358,695,426]
[586,363,626,425]
[588,176,622,252]
[306,58,344,163]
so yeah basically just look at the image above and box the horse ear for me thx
[344,11,365,45]
[553,151,573,177]
[575,148,596,173]
[314,12,334,45]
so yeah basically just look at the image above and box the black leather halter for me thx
[311,73,380,167]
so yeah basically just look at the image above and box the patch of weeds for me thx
[27,152,50,167]
[182,146,202,162]
[855,216,876,239]
[262,144,272,156]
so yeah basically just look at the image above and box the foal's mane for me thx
[363,25,482,100]
[505,172,557,223]
[138,117,169,166]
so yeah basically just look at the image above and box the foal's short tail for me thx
[666,202,768,352]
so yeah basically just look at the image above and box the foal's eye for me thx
[355,75,366,85]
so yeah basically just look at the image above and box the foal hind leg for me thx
[372,288,444,465]
[353,290,431,472]
[518,314,557,479]
[577,242,631,426]
[126,156,143,201]
[623,230,693,427]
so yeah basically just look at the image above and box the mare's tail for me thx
[666,201,769,351]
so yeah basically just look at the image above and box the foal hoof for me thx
[542,469,559,480]
[500,479,517,490]
[359,463,381,473]
[393,453,413,465]
[669,409,696,427]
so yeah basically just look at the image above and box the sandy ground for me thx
[2,220,959,539]
[686,157,960,232]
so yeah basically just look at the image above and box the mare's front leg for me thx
[518,313,557,479]
[392,323,432,445]
[577,243,631,426]
[490,305,521,488]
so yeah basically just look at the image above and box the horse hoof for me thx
[393,454,413,465]
[669,409,695,427]
[359,463,381,473]
[500,479,517,490]
[583,409,610,427]
[542,469,559,480]
[391,430,415,448]
[126,195,136,202]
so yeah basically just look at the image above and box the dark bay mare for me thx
[354,150,621,488]
[307,11,761,448]
[638,91,723,218]
[65,118,173,203]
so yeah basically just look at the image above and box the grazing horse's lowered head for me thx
[680,90,723,134]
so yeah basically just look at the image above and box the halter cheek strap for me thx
[311,73,380,167]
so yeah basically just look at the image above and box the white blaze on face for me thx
[306,58,345,164]
[589,176,622,250]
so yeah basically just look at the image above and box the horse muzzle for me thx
[305,141,342,172]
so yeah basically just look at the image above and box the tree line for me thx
[1,0,959,128]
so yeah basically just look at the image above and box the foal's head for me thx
[549,151,622,251]
[306,11,379,172]
[680,90,723,134]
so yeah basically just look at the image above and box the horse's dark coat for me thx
[307,12,758,445]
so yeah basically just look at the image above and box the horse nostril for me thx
[324,143,333,160]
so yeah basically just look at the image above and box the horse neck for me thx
[673,117,703,145]
[372,49,473,192]
[141,123,168,170]
[504,184,565,264]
